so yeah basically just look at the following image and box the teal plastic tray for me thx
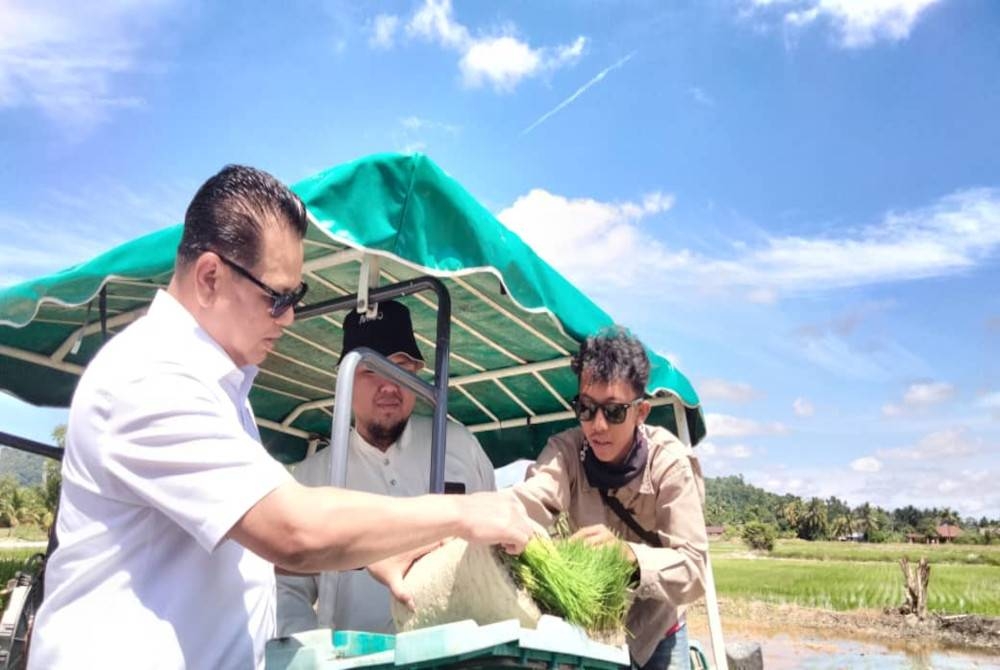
[265,617,629,670]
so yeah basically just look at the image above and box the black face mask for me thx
[582,429,648,490]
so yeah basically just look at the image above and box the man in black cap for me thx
[276,300,496,635]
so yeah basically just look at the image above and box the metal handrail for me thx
[300,276,452,493]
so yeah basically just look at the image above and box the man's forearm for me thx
[231,482,465,573]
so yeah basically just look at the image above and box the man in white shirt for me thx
[277,300,496,635]
[28,165,532,670]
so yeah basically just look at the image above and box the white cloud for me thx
[406,0,469,49]
[698,379,760,404]
[369,14,400,49]
[497,187,679,287]
[705,413,788,438]
[460,37,541,91]
[394,116,461,155]
[902,381,955,406]
[850,456,881,473]
[737,459,1000,518]
[745,0,943,49]
[689,86,715,107]
[877,428,982,461]
[0,0,178,135]
[497,186,1000,304]
[793,397,815,417]
[400,0,585,93]
[881,403,903,417]
[725,444,754,459]
[976,391,1000,418]
[399,116,460,134]
[883,380,956,416]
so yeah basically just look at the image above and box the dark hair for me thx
[571,326,650,397]
[176,164,308,270]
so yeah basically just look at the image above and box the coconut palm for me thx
[855,502,880,541]
[940,507,961,527]
[782,500,802,532]
[797,497,828,541]
[831,514,855,539]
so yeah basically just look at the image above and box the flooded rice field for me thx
[687,600,1000,669]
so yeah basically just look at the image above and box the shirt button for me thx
[390,479,397,486]
[384,458,390,465]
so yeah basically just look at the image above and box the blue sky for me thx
[1,0,998,518]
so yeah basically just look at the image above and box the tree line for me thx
[704,474,998,544]
[0,428,62,534]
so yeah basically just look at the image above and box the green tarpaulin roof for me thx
[0,153,704,465]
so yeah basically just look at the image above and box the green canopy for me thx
[0,153,704,465]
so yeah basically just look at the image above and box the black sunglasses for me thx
[572,395,644,425]
[214,253,308,318]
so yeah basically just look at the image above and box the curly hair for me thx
[570,326,650,396]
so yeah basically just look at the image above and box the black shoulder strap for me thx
[599,489,662,548]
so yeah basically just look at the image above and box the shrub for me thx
[742,521,777,552]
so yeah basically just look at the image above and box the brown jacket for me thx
[510,424,708,666]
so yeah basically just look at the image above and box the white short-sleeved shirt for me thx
[276,418,495,635]
[29,291,291,670]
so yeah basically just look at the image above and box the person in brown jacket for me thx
[511,326,708,669]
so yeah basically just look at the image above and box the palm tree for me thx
[940,507,960,527]
[856,503,880,541]
[831,514,855,539]
[782,500,802,531]
[797,498,828,541]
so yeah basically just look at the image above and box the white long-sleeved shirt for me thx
[276,417,495,635]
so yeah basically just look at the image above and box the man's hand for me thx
[367,541,445,611]
[457,491,535,555]
[571,524,637,564]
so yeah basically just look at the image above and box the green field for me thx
[711,539,1000,566]
[709,539,1000,616]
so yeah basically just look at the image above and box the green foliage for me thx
[0,447,47,487]
[741,521,776,552]
[510,535,634,636]
[797,498,829,541]
[704,476,997,544]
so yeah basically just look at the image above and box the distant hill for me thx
[0,446,48,486]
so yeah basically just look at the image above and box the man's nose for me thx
[377,376,401,391]
[591,409,608,431]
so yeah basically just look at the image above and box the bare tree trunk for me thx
[899,557,931,619]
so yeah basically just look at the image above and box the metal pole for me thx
[327,348,437,488]
[672,398,728,670]
[0,432,63,461]
[428,279,450,494]
[305,276,452,493]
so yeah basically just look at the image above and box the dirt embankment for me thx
[686,599,1000,655]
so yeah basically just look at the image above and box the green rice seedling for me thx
[509,534,635,636]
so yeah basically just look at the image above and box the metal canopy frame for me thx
[296,274,453,494]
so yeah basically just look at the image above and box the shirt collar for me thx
[148,290,259,394]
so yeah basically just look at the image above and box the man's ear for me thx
[637,399,652,424]
[193,253,222,308]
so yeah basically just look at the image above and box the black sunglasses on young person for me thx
[571,396,644,425]
[214,252,309,318]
